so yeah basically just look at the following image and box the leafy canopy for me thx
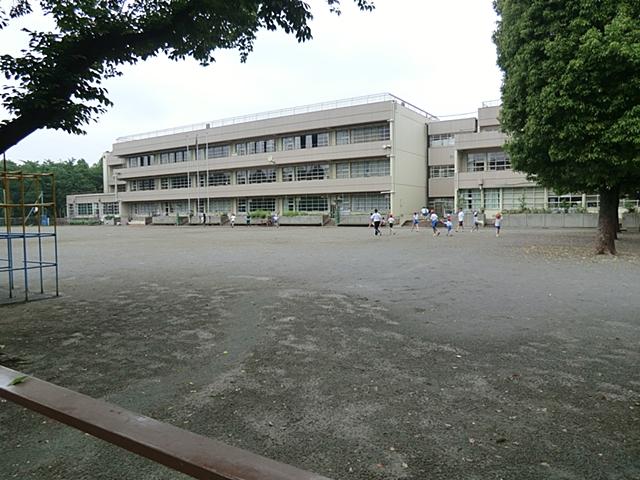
[493,0,640,194]
[0,0,373,150]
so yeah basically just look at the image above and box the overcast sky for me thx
[1,0,503,164]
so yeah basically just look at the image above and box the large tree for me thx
[493,0,640,254]
[0,0,372,153]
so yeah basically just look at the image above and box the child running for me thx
[411,212,420,232]
[430,210,441,236]
[471,210,480,232]
[445,217,453,236]
[495,212,502,237]
[387,213,396,235]
[456,208,465,232]
[370,209,383,236]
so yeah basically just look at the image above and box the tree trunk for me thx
[596,186,619,255]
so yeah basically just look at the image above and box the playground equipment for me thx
[1,170,59,302]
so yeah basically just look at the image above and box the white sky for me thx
[1,0,503,164]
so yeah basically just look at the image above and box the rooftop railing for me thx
[115,93,438,143]
[481,99,502,108]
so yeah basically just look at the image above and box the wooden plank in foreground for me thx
[0,366,331,480]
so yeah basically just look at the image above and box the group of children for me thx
[372,208,502,237]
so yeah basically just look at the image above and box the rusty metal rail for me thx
[0,366,331,480]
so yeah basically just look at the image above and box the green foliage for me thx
[282,211,301,217]
[493,0,640,194]
[0,1,373,152]
[250,210,269,219]
[3,158,102,216]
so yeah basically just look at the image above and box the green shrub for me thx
[250,210,269,219]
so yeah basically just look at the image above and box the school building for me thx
[66,93,600,224]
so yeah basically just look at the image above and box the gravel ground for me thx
[1,225,639,480]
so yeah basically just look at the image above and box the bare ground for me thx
[1,225,639,480]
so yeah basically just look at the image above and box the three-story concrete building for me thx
[67,93,600,224]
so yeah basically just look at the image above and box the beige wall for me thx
[427,117,476,135]
[391,103,428,222]
[478,106,500,129]
[428,179,455,197]
[456,130,506,151]
[428,147,456,166]
[458,171,533,190]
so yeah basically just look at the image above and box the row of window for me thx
[127,193,390,216]
[428,133,455,147]
[124,123,390,168]
[283,164,329,182]
[465,151,511,172]
[336,159,390,178]
[70,202,119,216]
[429,165,455,178]
[459,188,599,210]
[126,160,390,191]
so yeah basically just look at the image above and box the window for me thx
[103,202,119,215]
[208,171,231,186]
[237,168,276,184]
[548,193,583,209]
[285,196,328,212]
[460,189,481,210]
[130,179,156,191]
[283,136,296,151]
[350,159,390,178]
[207,145,230,159]
[484,189,501,210]
[335,160,390,179]
[429,165,455,178]
[248,197,276,212]
[488,151,511,171]
[428,133,455,147]
[282,166,294,182]
[161,178,169,190]
[430,197,454,214]
[248,168,276,184]
[169,175,190,189]
[281,132,330,151]
[336,163,350,179]
[235,139,276,156]
[336,130,350,145]
[76,203,93,215]
[502,188,546,210]
[351,124,390,144]
[586,194,599,208]
[341,193,390,213]
[295,164,329,181]
[131,202,160,216]
[190,147,206,161]
[466,153,486,172]
[317,133,329,147]
[208,198,232,213]
[237,198,247,213]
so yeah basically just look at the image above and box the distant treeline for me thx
[2,159,102,217]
